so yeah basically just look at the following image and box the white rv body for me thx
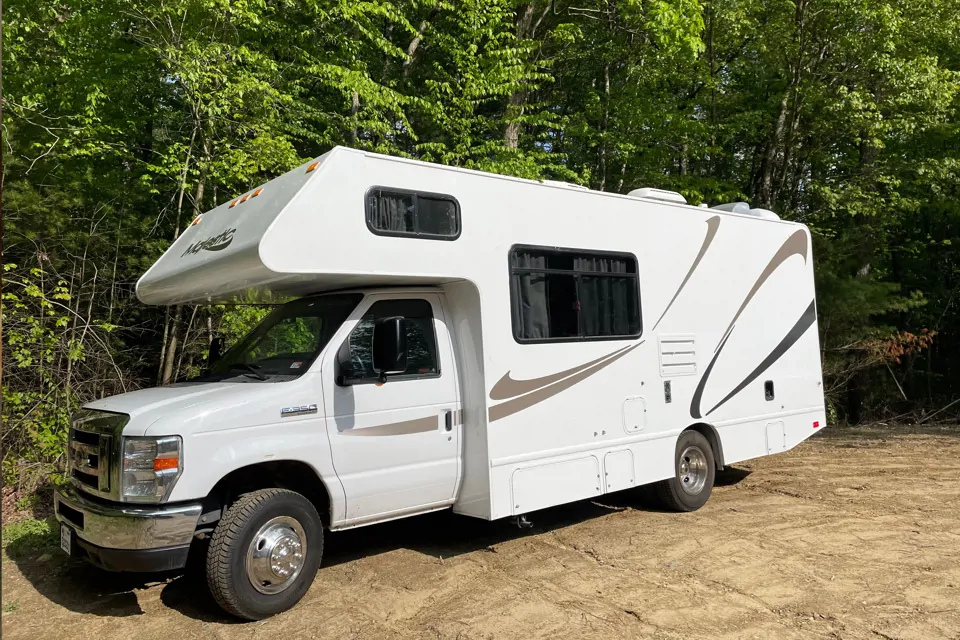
[64,146,826,536]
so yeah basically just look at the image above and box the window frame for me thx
[335,297,443,386]
[508,244,643,345]
[365,186,462,241]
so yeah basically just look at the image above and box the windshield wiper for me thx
[226,363,268,381]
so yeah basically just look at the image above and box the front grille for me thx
[71,428,100,447]
[72,469,99,487]
[68,429,113,495]
[58,501,84,529]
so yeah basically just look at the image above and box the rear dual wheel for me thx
[206,488,323,620]
[656,430,716,512]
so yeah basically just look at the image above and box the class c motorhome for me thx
[55,146,827,619]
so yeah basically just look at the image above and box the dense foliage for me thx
[3,0,959,488]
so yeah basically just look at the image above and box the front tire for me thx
[206,488,323,620]
[656,430,716,512]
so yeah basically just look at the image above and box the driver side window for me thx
[338,299,440,383]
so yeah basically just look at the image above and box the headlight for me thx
[121,436,182,503]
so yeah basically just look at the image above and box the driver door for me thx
[321,293,461,523]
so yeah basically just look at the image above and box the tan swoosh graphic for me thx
[653,215,721,331]
[338,415,438,436]
[489,345,634,400]
[715,229,808,352]
[489,343,642,422]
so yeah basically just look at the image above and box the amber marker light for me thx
[153,457,179,472]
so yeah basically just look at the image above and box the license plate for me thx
[60,523,72,555]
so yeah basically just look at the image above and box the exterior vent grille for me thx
[658,334,697,376]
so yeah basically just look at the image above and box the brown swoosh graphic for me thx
[691,299,816,419]
[489,343,642,422]
[652,216,721,331]
[489,346,634,400]
[338,415,438,436]
[715,229,808,352]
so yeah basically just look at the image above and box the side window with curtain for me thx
[510,246,641,342]
[337,299,440,383]
[366,188,461,239]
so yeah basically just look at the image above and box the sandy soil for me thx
[3,426,959,640]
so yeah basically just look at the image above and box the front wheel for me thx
[206,488,323,620]
[656,430,716,512]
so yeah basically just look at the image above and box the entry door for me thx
[322,293,461,522]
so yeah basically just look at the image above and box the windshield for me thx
[205,293,362,381]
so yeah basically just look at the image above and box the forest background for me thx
[3,0,959,501]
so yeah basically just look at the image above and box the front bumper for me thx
[55,485,202,572]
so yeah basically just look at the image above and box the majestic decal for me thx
[488,343,642,422]
[181,227,237,257]
[652,216,721,331]
[690,300,816,419]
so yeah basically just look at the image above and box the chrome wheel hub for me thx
[246,516,306,594]
[678,445,708,495]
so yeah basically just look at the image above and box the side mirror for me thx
[209,336,225,364]
[372,316,407,382]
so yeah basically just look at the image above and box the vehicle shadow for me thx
[4,519,167,617]
[9,467,754,623]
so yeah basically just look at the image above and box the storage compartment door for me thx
[511,457,601,515]
[766,420,786,454]
[603,449,636,493]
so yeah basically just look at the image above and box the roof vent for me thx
[542,180,590,191]
[748,207,780,220]
[627,187,687,205]
[711,201,780,220]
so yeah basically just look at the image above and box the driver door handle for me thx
[444,410,453,431]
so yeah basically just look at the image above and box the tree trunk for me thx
[597,62,611,191]
[504,89,527,150]
[504,2,539,149]
[402,16,434,78]
[756,91,790,208]
[349,90,360,143]
[161,304,182,385]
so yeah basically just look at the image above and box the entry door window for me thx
[339,299,440,383]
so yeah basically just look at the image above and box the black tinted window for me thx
[510,246,641,342]
[366,188,460,239]
[339,299,440,382]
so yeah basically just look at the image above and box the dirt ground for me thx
[3,426,959,640]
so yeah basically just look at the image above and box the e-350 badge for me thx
[281,404,318,418]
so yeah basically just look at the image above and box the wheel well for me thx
[205,461,332,527]
[685,423,725,470]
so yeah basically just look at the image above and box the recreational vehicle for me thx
[55,146,826,619]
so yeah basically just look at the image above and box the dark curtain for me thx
[511,251,550,339]
[576,256,637,337]
[372,193,414,232]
